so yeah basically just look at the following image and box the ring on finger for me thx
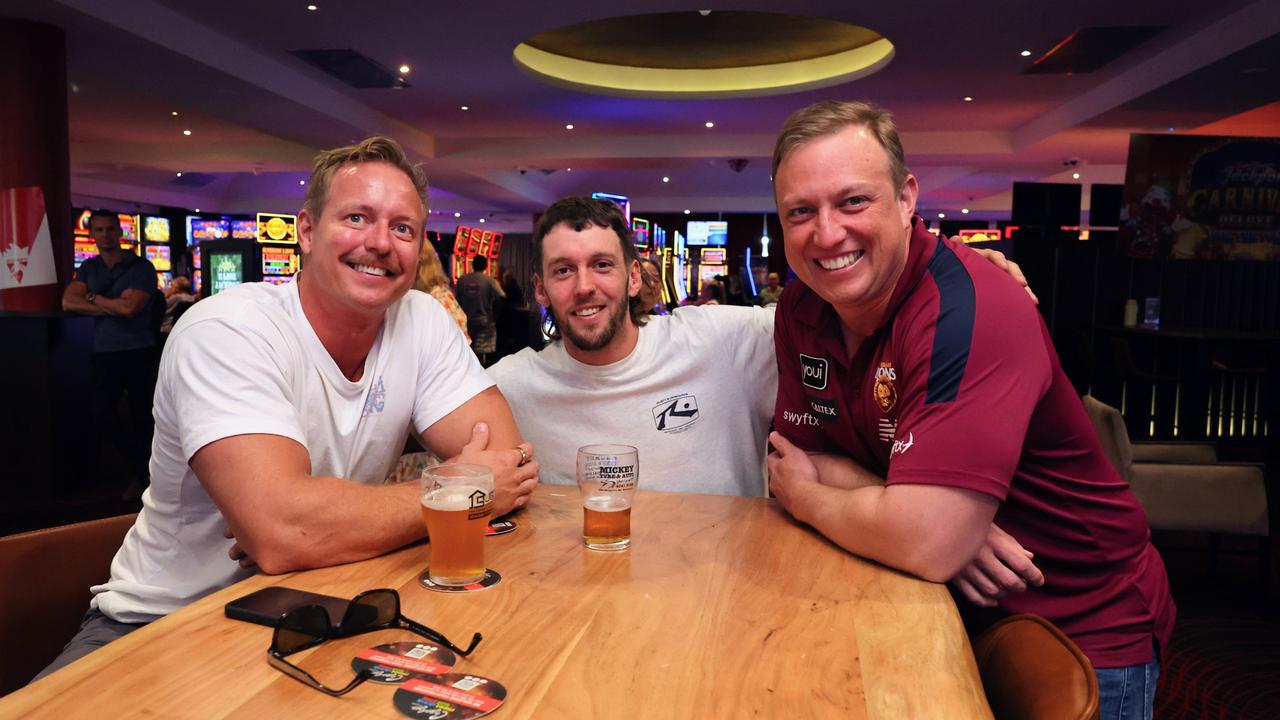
[516,446,528,466]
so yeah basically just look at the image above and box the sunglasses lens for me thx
[274,605,329,654]
[343,590,398,633]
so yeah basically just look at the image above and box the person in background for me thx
[455,255,505,365]
[765,100,1173,719]
[638,257,668,314]
[757,272,784,306]
[160,276,196,335]
[693,278,724,306]
[414,242,470,344]
[61,210,160,499]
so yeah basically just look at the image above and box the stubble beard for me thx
[555,293,629,353]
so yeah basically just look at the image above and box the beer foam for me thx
[583,495,630,512]
[423,485,487,511]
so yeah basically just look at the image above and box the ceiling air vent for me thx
[1025,26,1163,75]
[170,172,217,188]
[290,49,410,89]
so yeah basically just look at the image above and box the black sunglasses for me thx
[268,588,482,697]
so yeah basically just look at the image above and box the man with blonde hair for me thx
[766,100,1173,718]
[35,137,538,682]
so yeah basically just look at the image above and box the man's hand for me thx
[225,525,257,570]
[969,247,1038,305]
[948,524,1044,607]
[766,431,821,521]
[449,421,538,517]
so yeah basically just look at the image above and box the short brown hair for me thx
[303,136,428,220]
[771,101,909,191]
[532,196,648,338]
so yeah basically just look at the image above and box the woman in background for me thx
[414,244,471,345]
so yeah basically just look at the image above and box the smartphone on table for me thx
[224,586,348,628]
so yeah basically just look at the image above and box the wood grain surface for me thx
[1,487,993,719]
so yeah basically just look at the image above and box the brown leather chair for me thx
[0,513,136,696]
[973,614,1099,720]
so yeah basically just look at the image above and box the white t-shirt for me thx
[93,282,492,622]
[488,305,776,497]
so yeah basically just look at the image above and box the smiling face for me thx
[774,124,918,332]
[297,161,424,323]
[533,221,642,365]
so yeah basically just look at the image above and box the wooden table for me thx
[2,488,992,719]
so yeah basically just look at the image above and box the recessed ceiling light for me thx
[453,211,461,218]
[961,208,970,214]
[460,105,469,111]
[175,172,183,177]
[479,218,486,223]
[662,176,670,183]
[195,208,201,212]
[704,121,715,128]
[306,4,317,11]
[938,212,946,219]
[1020,49,1032,57]
[299,180,306,185]
[170,111,179,117]
[182,129,191,136]
[1071,172,1080,180]
[565,123,574,130]
[398,64,410,74]
[683,209,691,215]
[963,96,973,102]
[566,167,572,172]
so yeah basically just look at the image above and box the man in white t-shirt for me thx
[35,137,539,682]
[488,197,776,496]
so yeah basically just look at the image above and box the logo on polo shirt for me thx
[800,354,828,390]
[652,393,700,433]
[874,362,898,414]
[891,431,915,457]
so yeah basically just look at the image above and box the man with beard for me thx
[487,196,775,495]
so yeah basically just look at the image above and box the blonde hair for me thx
[303,136,428,219]
[415,243,449,293]
[772,101,909,191]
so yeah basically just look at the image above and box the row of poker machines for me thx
[72,210,302,295]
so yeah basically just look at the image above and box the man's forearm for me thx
[810,452,884,490]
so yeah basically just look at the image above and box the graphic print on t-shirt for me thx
[362,376,386,417]
[651,393,699,433]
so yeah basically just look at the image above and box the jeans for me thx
[30,608,145,685]
[1095,652,1160,720]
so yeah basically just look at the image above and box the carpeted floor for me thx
[1153,532,1279,720]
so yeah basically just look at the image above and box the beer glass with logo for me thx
[421,463,493,585]
[576,445,639,551]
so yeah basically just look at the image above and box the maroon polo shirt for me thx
[773,217,1174,668]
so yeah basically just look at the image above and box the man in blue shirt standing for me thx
[62,210,159,497]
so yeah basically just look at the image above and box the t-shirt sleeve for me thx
[885,264,1052,500]
[772,298,840,453]
[167,313,306,461]
[410,294,497,434]
[717,305,778,425]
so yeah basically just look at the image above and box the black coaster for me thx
[419,568,501,593]
[485,519,517,536]
[392,673,507,719]
[351,641,458,684]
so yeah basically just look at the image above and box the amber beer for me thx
[582,496,632,549]
[420,464,493,586]
[576,444,639,551]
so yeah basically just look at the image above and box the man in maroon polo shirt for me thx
[766,101,1174,720]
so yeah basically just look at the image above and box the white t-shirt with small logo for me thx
[488,304,776,497]
[93,281,491,623]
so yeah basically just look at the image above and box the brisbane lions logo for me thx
[874,362,898,414]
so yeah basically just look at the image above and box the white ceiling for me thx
[6,0,1280,232]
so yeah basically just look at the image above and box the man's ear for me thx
[627,259,642,298]
[297,208,314,255]
[532,273,550,308]
[897,174,919,228]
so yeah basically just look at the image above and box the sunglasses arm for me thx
[401,617,483,657]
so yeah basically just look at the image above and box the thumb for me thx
[769,431,797,457]
[463,421,491,453]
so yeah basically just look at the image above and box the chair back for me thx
[1080,395,1133,482]
[973,614,1100,720]
[0,514,136,695]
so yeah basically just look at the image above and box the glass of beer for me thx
[420,463,493,585]
[576,445,639,551]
